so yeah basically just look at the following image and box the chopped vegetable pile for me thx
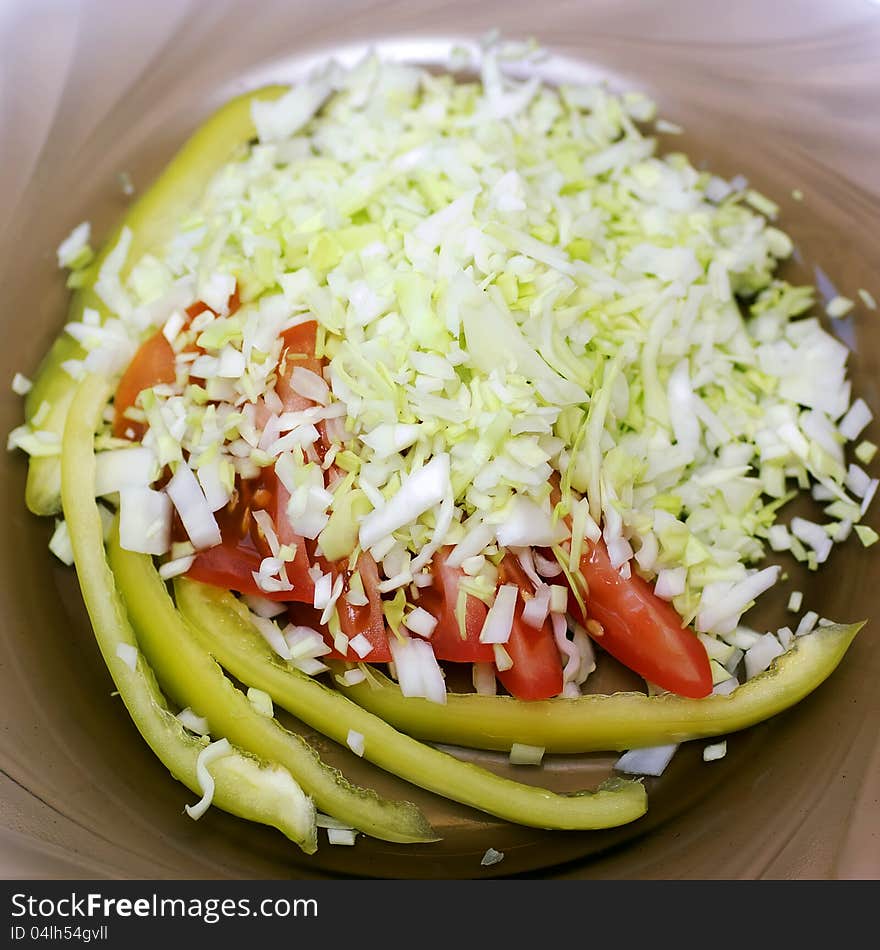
[8,35,871,856]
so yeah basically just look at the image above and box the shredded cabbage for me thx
[30,38,876,675]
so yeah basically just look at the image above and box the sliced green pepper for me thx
[25,85,288,516]
[331,622,864,753]
[174,578,648,831]
[107,531,438,844]
[61,374,317,851]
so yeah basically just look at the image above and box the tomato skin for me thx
[415,550,495,663]
[114,286,242,441]
[495,556,564,701]
[335,553,391,662]
[285,554,392,663]
[276,321,323,411]
[112,332,175,439]
[261,467,315,600]
[185,467,314,604]
[569,540,712,699]
[185,540,279,600]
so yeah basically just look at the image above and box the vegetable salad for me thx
[8,37,869,852]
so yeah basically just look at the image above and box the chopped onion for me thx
[712,676,739,696]
[115,643,138,671]
[533,549,563,577]
[185,738,233,820]
[166,463,221,550]
[118,487,172,556]
[48,519,75,566]
[11,373,32,396]
[472,663,497,695]
[860,479,878,515]
[446,520,496,568]
[158,554,196,579]
[327,828,358,846]
[243,595,287,619]
[312,571,333,610]
[403,607,438,639]
[789,517,833,564]
[696,566,780,633]
[777,625,794,648]
[250,614,292,660]
[349,633,375,659]
[495,496,569,548]
[388,635,447,704]
[246,687,274,718]
[839,398,872,440]
[509,743,545,766]
[94,447,158,496]
[289,366,331,405]
[478,584,519,644]
[521,584,551,629]
[655,566,687,600]
[177,707,210,735]
[341,668,366,687]
[703,741,727,762]
[795,610,819,638]
[744,633,785,680]
[359,453,451,551]
[346,729,365,757]
[614,744,678,777]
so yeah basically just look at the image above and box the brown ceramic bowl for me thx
[1,0,878,879]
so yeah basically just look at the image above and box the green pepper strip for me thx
[25,84,289,516]
[61,374,317,851]
[107,536,438,844]
[174,578,648,831]
[331,623,864,753]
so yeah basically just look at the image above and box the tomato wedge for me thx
[415,550,494,663]
[335,553,391,662]
[185,466,314,603]
[113,286,242,440]
[495,555,564,701]
[568,539,712,699]
[276,321,323,411]
[286,554,391,663]
[112,332,175,439]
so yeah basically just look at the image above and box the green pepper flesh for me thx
[107,532,438,844]
[331,622,863,753]
[61,374,318,852]
[174,578,648,831]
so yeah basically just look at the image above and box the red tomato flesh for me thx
[414,549,494,663]
[494,555,564,701]
[186,467,314,603]
[112,332,175,439]
[113,286,242,440]
[568,539,712,699]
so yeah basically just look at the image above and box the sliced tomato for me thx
[185,540,274,599]
[112,331,175,439]
[286,555,391,663]
[415,549,494,663]
[185,284,241,322]
[261,468,315,598]
[335,553,391,662]
[276,321,323,411]
[568,539,712,699]
[185,466,314,604]
[494,555,564,701]
[114,285,242,440]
